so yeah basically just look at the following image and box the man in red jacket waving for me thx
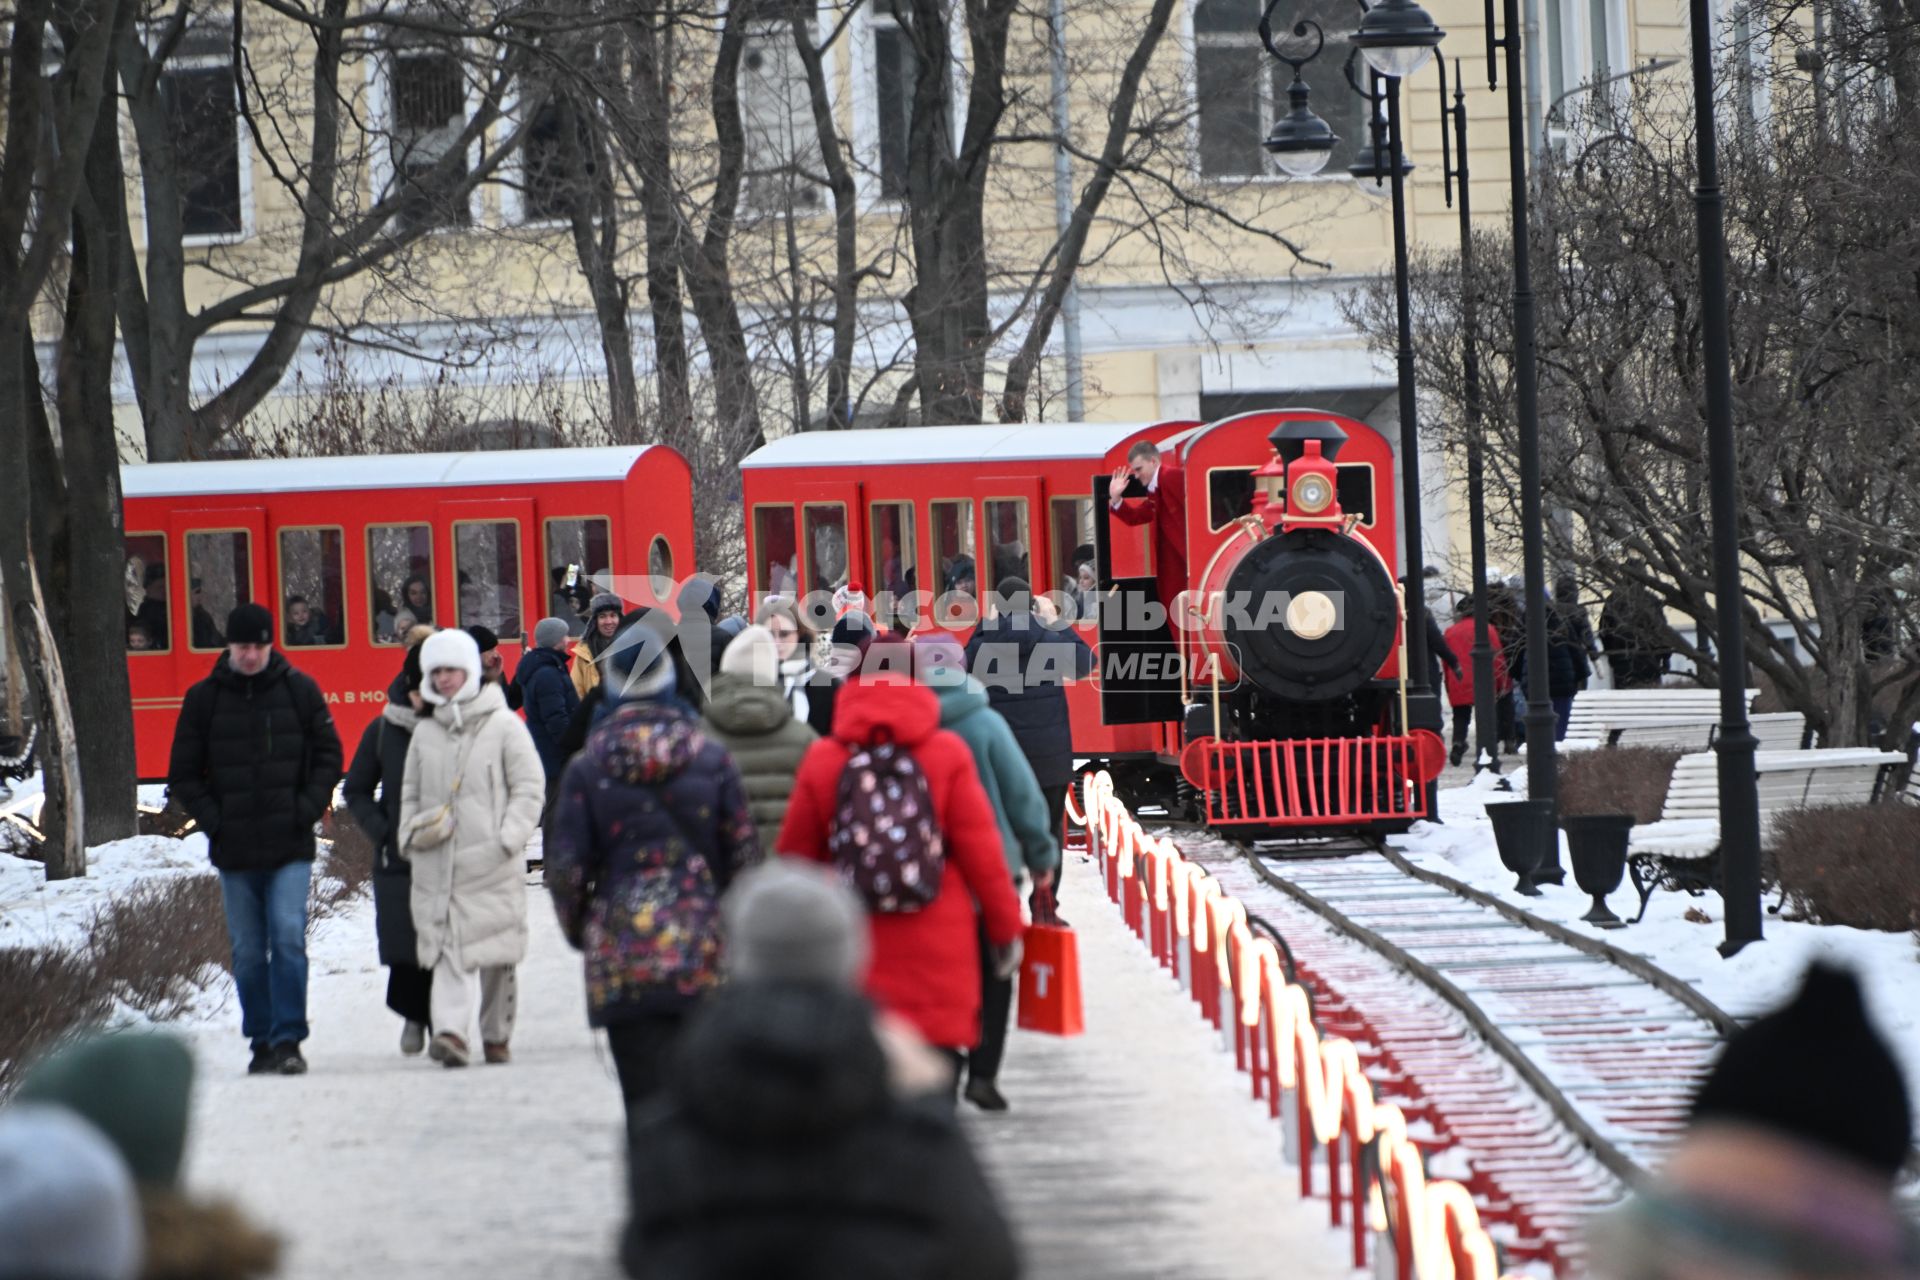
[1108,439,1188,629]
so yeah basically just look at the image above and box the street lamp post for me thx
[1686,0,1763,954]
[1436,57,1500,776]
[1263,0,1446,813]
[1481,0,1558,810]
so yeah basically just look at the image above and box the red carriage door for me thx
[441,498,536,646]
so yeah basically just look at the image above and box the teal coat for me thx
[928,676,1059,882]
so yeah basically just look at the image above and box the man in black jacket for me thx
[167,603,343,1077]
[964,578,1093,895]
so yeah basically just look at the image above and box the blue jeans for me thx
[219,862,312,1047]
[1552,696,1575,741]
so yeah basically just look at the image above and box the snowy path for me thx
[176,861,1355,1279]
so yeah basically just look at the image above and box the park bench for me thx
[1562,688,1756,746]
[1605,711,1809,752]
[1623,747,1906,922]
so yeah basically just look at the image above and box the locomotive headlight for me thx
[1285,590,1338,640]
[1291,472,1334,514]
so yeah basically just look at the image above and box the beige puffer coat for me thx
[399,681,546,970]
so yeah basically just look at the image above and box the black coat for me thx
[963,612,1093,788]
[623,982,1018,1280]
[341,674,421,968]
[514,645,579,778]
[166,651,343,873]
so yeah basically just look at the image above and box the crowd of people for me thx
[11,572,1920,1278]
[125,576,1090,1275]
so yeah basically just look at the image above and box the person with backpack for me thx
[342,639,434,1055]
[546,617,761,1121]
[917,635,1057,1113]
[774,639,1024,1081]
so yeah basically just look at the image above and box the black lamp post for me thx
[1685,0,1763,954]
[1436,57,1500,776]
[1481,0,1557,808]
[1262,0,1446,817]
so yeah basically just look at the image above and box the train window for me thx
[802,504,849,594]
[369,524,434,642]
[454,521,523,640]
[929,499,976,602]
[545,517,611,637]
[278,528,346,648]
[869,502,916,601]
[185,530,252,651]
[124,533,173,653]
[1336,464,1375,526]
[1049,496,1096,612]
[1208,467,1257,531]
[752,506,798,601]
[983,499,1031,595]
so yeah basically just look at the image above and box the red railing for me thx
[1185,735,1427,827]
[1068,772,1525,1280]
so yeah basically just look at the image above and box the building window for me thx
[519,99,574,223]
[742,9,824,212]
[158,33,243,238]
[1545,0,1628,129]
[872,4,913,200]
[389,48,470,232]
[1192,0,1358,178]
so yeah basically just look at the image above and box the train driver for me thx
[1107,439,1187,627]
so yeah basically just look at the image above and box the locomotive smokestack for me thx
[1270,420,1349,465]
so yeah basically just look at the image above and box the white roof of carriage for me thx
[739,422,1165,470]
[120,445,661,498]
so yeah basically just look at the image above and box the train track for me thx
[1147,820,1736,1275]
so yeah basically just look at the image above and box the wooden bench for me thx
[1602,711,1808,752]
[1562,688,1757,747]
[1624,747,1906,921]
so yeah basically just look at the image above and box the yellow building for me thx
[113,0,1693,588]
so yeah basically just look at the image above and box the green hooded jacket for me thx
[927,675,1059,881]
[700,671,819,845]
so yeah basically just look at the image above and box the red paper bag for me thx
[1017,919,1084,1037]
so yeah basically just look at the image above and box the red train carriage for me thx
[738,420,1196,763]
[120,445,694,781]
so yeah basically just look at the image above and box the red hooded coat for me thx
[775,676,1023,1050]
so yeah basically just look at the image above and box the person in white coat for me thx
[401,628,547,1068]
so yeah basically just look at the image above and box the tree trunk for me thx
[627,17,693,443]
[561,96,641,441]
[791,11,859,429]
[56,66,138,842]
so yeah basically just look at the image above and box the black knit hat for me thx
[225,602,272,645]
[465,624,499,653]
[830,609,876,653]
[1690,963,1912,1182]
[401,640,426,693]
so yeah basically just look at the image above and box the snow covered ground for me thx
[1400,771,1920,1133]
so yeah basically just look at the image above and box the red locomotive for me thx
[119,446,694,780]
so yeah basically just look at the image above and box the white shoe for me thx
[401,1021,427,1057]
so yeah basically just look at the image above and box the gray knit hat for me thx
[723,860,870,986]
[0,1104,143,1280]
[533,616,572,650]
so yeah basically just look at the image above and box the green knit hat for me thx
[17,1030,195,1187]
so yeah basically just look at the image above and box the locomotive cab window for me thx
[869,502,916,601]
[278,528,346,647]
[124,533,174,653]
[369,524,434,642]
[1336,465,1375,525]
[983,499,1031,595]
[185,530,252,651]
[1208,467,1258,531]
[802,503,849,594]
[454,520,523,640]
[545,517,611,637]
[752,505,799,600]
[930,500,977,599]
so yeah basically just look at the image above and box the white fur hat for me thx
[720,624,781,687]
[419,627,483,705]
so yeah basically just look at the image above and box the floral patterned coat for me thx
[545,698,761,1027]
